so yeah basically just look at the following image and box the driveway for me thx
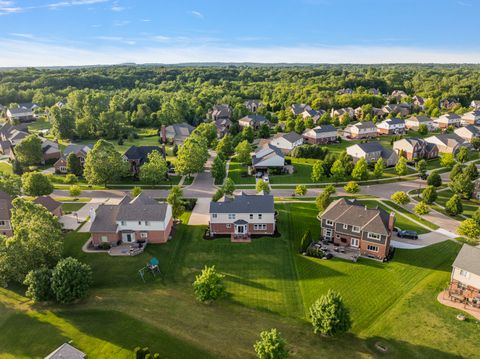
[392,229,451,248]
[188,197,211,225]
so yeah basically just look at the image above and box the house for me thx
[454,125,480,143]
[211,104,232,121]
[425,133,468,154]
[41,139,62,163]
[123,145,164,175]
[45,343,86,359]
[89,192,173,248]
[461,111,480,126]
[291,104,312,116]
[301,108,324,123]
[391,90,408,101]
[238,114,269,130]
[164,123,195,145]
[331,107,354,120]
[244,100,263,112]
[470,100,480,110]
[320,198,395,261]
[252,144,285,171]
[344,121,378,139]
[0,191,13,237]
[405,116,434,131]
[54,144,93,174]
[346,142,399,167]
[269,132,303,153]
[412,95,425,108]
[382,103,411,117]
[393,138,438,161]
[303,125,337,144]
[473,179,480,200]
[6,107,35,123]
[209,192,276,240]
[33,196,63,217]
[440,99,461,110]
[448,244,480,308]
[376,118,405,135]
[434,113,461,129]
[214,118,232,138]
[337,88,353,95]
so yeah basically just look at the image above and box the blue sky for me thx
[0,0,479,66]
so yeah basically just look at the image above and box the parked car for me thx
[263,175,269,182]
[397,230,418,239]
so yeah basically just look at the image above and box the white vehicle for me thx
[263,175,269,183]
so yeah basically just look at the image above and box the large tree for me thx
[450,173,474,199]
[0,173,22,197]
[66,153,83,176]
[50,106,75,139]
[192,122,217,148]
[175,135,209,177]
[83,140,129,185]
[445,194,463,216]
[0,198,63,285]
[235,140,252,165]
[139,150,168,184]
[14,135,43,166]
[51,257,92,304]
[21,172,53,196]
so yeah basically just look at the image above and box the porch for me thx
[231,219,251,242]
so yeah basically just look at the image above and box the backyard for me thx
[0,203,476,358]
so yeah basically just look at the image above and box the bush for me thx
[422,185,437,204]
[445,194,463,216]
[427,171,442,187]
[295,185,307,196]
[97,242,111,250]
[309,290,352,336]
[290,144,329,159]
[193,265,226,303]
[254,328,288,359]
[181,198,197,211]
[212,189,224,202]
[391,191,410,205]
[65,173,78,184]
[69,185,82,197]
[414,201,430,215]
[51,257,93,304]
[343,181,359,194]
[24,267,54,302]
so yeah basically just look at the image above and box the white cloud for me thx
[190,10,204,19]
[111,1,124,11]
[0,0,23,15]
[95,35,136,45]
[0,40,479,67]
[48,0,109,9]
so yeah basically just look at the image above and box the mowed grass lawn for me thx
[435,189,479,218]
[0,203,477,358]
[0,162,12,174]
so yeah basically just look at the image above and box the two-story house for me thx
[346,142,398,167]
[404,115,434,131]
[269,132,303,154]
[434,113,461,129]
[252,144,285,171]
[425,133,468,154]
[376,118,406,135]
[238,114,269,130]
[454,125,480,143]
[344,121,378,139]
[163,123,195,145]
[291,104,312,116]
[209,192,276,241]
[303,125,337,144]
[89,193,173,248]
[461,111,480,126]
[449,244,480,307]
[54,144,93,174]
[122,145,164,175]
[393,138,439,161]
[0,191,13,237]
[211,104,232,121]
[320,198,395,261]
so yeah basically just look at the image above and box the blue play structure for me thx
[138,257,161,282]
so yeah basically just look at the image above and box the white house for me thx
[252,144,285,170]
[434,113,461,129]
[454,125,480,142]
[449,244,480,307]
[344,121,378,139]
[376,118,405,135]
[405,116,434,131]
[269,132,303,153]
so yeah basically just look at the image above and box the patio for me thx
[109,242,146,256]
[437,290,480,320]
[310,242,360,262]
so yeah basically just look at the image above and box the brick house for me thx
[89,193,173,248]
[376,118,406,135]
[346,142,399,167]
[54,144,92,174]
[123,145,164,175]
[33,196,63,217]
[344,121,378,139]
[0,191,13,237]
[303,125,337,144]
[320,198,395,261]
[209,192,276,241]
[448,244,480,308]
[393,138,439,161]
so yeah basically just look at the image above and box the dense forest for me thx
[1,64,480,140]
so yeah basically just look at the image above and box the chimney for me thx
[388,212,395,232]
[89,207,96,222]
[161,125,167,144]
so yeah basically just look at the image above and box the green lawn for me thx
[381,200,439,231]
[61,202,86,213]
[0,162,13,174]
[435,189,479,218]
[0,203,477,358]
[227,161,255,184]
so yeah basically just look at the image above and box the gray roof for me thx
[452,244,480,276]
[291,104,310,115]
[381,118,405,125]
[312,124,337,134]
[210,193,274,214]
[240,114,268,125]
[45,343,86,359]
[427,133,465,147]
[279,131,303,143]
[63,144,93,157]
[461,125,480,135]
[33,196,61,212]
[252,144,284,166]
[408,116,432,123]
[354,142,385,153]
[123,145,163,165]
[351,121,376,130]
[8,107,32,115]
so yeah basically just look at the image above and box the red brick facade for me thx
[209,222,275,236]
[303,136,336,145]
[332,233,389,260]
[449,279,480,302]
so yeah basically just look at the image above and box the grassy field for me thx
[0,203,476,358]
[381,200,439,230]
[435,189,479,219]
[227,161,255,184]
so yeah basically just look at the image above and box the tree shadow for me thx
[224,273,276,292]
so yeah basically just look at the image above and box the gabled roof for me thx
[438,113,461,121]
[426,133,465,147]
[212,104,231,118]
[33,196,62,212]
[452,244,480,276]
[165,123,195,140]
[379,118,405,126]
[210,192,275,214]
[252,144,284,165]
[7,107,32,115]
[45,343,86,359]
[276,131,303,144]
[63,144,93,157]
[352,142,385,153]
[291,104,311,115]
[407,115,432,123]
[123,145,163,165]
[349,121,376,130]
[239,114,268,125]
[456,125,480,135]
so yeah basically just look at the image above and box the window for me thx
[258,214,262,219]
[0,221,5,226]
[352,226,360,233]
[325,220,334,226]
[140,232,148,238]
[254,224,267,230]
[138,221,142,225]
[343,224,348,230]
[212,213,217,218]
[121,221,126,226]
[101,236,108,243]
[460,269,470,278]
[226,224,231,228]
[228,214,236,220]
[59,166,67,172]
[323,228,333,238]
[367,232,381,240]
[351,238,359,247]
[145,221,150,226]
[367,245,378,252]
[250,214,254,219]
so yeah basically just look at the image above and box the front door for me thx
[351,238,359,248]
[122,232,135,243]
[236,225,245,234]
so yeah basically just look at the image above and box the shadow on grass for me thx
[225,274,276,292]
[391,241,461,271]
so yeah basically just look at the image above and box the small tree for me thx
[373,157,385,178]
[69,185,82,198]
[242,126,255,143]
[222,178,236,195]
[51,257,92,304]
[316,191,332,213]
[24,267,54,302]
[471,137,480,150]
[427,171,442,187]
[311,160,325,182]
[458,219,480,244]
[21,172,54,196]
[256,180,270,194]
[440,153,455,168]
[309,290,352,336]
[330,160,345,182]
[422,185,437,204]
[212,155,227,185]
[415,159,427,178]
[351,158,369,181]
[131,186,142,197]
[65,173,78,184]
[414,201,430,215]
[456,147,469,163]
[418,123,428,135]
[235,140,252,165]
[193,265,226,303]
[391,191,410,205]
[465,162,479,181]
[450,173,474,199]
[167,186,185,219]
[212,188,224,202]
[295,185,307,196]
[473,208,480,225]
[395,157,408,176]
[343,181,359,194]
[300,229,312,253]
[254,328,288,359]
[449,163,463,181]
[445,194,463,216]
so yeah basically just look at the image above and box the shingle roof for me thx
[63,144,93,157]
[33,196,61,213]
[351,121,376,129]
[210,193,275,214]
[123,145,163,165]
[452,244,480,276]
[408,115,432,123]
[279,131,303,143]
[312,124,337,133]
[252,144,284,165]
[381,118,405,126]
[353,142,385,153]
[45,343,86,359]
[240,114,268,125]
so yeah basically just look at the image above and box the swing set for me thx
[138,257,161,283]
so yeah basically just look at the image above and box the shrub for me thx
[51,257,93,304]
[427,171,442,187]
[24,267,54,302]
[343,181,359,194]
[422,185,437,204]
[69,185,82,197]
[131,186,142,197]
[309,290,352,336]
[193,265,226,303]
[212,189,224,202]
[65,173,78,184]
[300,229,312,252]
[414,201,430,215]
[290,144,329,159]
[445,194,463,216]
[391,191,410,205]
[254,328,288,359]
[256,180,270,194]
[295,185,307,196]
[458,219,480,244]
